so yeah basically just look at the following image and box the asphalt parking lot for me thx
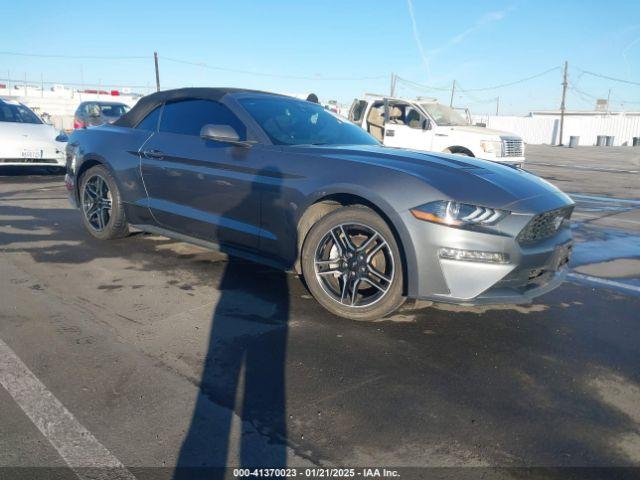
[0,145,639,478]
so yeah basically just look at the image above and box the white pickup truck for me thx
[348,95,525,166]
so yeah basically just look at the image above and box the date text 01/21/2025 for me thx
[232,468,400,478]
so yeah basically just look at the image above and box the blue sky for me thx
[2,0,640,114]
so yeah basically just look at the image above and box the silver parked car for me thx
[73,101,130,129]
[65,88,574,320]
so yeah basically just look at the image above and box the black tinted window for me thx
[240,97,378,146]
[159,99,246,139]
[135,107,161,131]
[0,103,42,124]
[99,104,129,117]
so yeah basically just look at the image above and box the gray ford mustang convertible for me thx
[65,88,574,320]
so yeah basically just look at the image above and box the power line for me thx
[395,76,451,92]
[454,82,495,104]
[576,68,640,87]
[0,77,149,89]
[396,66,561,97]
[0,50,387,82]
[459,66,561,92]
[160,56,387,81]
[0,51,147,60]
[570,83,640,106]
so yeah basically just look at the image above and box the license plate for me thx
[21,149,43,159]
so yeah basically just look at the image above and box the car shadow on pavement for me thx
[174,168,292,478]
[0,166,65,177]
[3,174,640,471]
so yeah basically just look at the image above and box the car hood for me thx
[0,122,58,142]
[291,144,571,213]
[440,125,519,138]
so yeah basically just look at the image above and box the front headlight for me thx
[480,140,502,155]
[410,200,509,227]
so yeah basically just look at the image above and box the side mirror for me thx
[55,131,69,142]
[200,124,251,147]
[423,119,431,130]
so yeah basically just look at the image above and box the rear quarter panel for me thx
[71,125,154,224]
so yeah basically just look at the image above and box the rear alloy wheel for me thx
[302,206,404,320]
[79,165,129,240]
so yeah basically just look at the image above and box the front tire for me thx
[301,206,405,321]
[79,165,129,240]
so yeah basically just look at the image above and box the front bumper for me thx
[0,156,66,167]
[65,173,79,208]
[477,154,526,167]
[0,144,66,167]
[403,210,573,305]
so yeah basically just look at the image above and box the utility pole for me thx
[154,52,161,92]
[449,80,456,107]
[390,73,397,97]
[606,88,611,114]
[558,60,568,146]
[80,64,84,101]
[495,96,500,116]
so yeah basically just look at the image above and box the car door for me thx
[382,101,434,151]
[140,98,261,250]
[348,99,368,127]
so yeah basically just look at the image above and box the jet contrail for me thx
[406,0,431,79]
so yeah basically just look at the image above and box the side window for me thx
[159,99,246,139]
[349,100,367,123]
[387,102,407,125]
[406,107,426,130]
[135,107,161,131]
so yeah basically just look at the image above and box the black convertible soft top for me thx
[113,87,281,128]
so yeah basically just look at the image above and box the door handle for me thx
[142,149,164,159]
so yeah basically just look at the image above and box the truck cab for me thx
[349,95,525,166]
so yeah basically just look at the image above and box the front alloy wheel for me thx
[314,223,394,307]
[82,174,112,232]
[79,164,129,240]
[302,206,405,320]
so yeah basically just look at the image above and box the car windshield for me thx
[420,102,469,126]
[0,102,43,124]
[238,97,379,146]
[98,104,129,117]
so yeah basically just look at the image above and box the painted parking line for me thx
[570,194,640,206]
[0,338,136,480]
[528,162,639,174]
[567,272,640,295]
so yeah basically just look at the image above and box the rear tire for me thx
[301,205,405,321]
[79,165,129,240]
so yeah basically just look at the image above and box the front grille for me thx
[517,206,573,244]
[0,158,57,164]
[502,138,523,157]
